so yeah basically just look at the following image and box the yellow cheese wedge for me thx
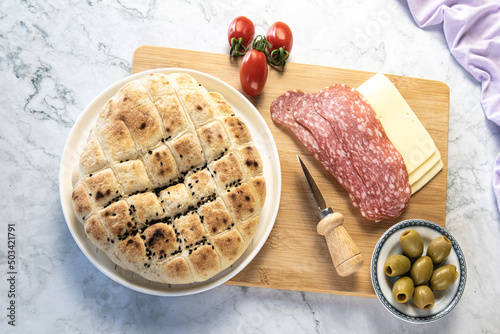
[357,73,443,194]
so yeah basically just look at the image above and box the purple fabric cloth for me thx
[406,0,500,211]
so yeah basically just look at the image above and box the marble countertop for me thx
[1,0,499,332]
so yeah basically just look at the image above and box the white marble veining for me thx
[1,0,499,332]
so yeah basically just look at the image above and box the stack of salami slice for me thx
[270,84,411,221]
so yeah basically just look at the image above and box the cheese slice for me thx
[409,150,441,185]
[357,73,443,194]
[411,159,444,194]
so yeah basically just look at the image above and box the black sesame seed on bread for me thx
[71,73,266,284]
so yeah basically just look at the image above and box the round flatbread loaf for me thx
[71,73,266,284]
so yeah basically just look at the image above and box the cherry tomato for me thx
[266,21,293,67]
[240,49,268,96]
[266,21,293,52]
[228,16,255,56]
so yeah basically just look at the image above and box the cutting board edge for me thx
[224,279,378,298]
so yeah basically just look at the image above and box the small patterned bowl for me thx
[371,219,466,323]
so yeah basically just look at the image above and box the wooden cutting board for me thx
[132,46,449,297]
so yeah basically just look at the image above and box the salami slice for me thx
[292,93,365,209]
[270,85,411,221]
[271,90,360,208]
[313,84,410,219]
[270,90,316,151]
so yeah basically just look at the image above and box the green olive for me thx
[410,256,433,285]
[413,285,435,310]
[400,229,424,258]
[392,276,414,303]
[430,264,459,290]
[384,255,411,277]
[427,235,452,264]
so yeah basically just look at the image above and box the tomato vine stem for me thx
[251,35,289,69]
[252,35,272,54]
[269,47,289,68]
[230,37,247,57]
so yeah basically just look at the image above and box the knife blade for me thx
[297,155,364,277]
[297,155,332,219]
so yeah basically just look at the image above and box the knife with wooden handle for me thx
[297,155,364,277]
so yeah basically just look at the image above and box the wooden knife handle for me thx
[316,212,364,277]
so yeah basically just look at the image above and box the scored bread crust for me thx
[71,72,266,284]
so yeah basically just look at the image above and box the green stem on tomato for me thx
[269,47,289,68]
[230,37,247,57]
[249,35,290,69]
[252,35,272,54]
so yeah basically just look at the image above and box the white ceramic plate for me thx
[59,68,281,296]
[371,219,466,323]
